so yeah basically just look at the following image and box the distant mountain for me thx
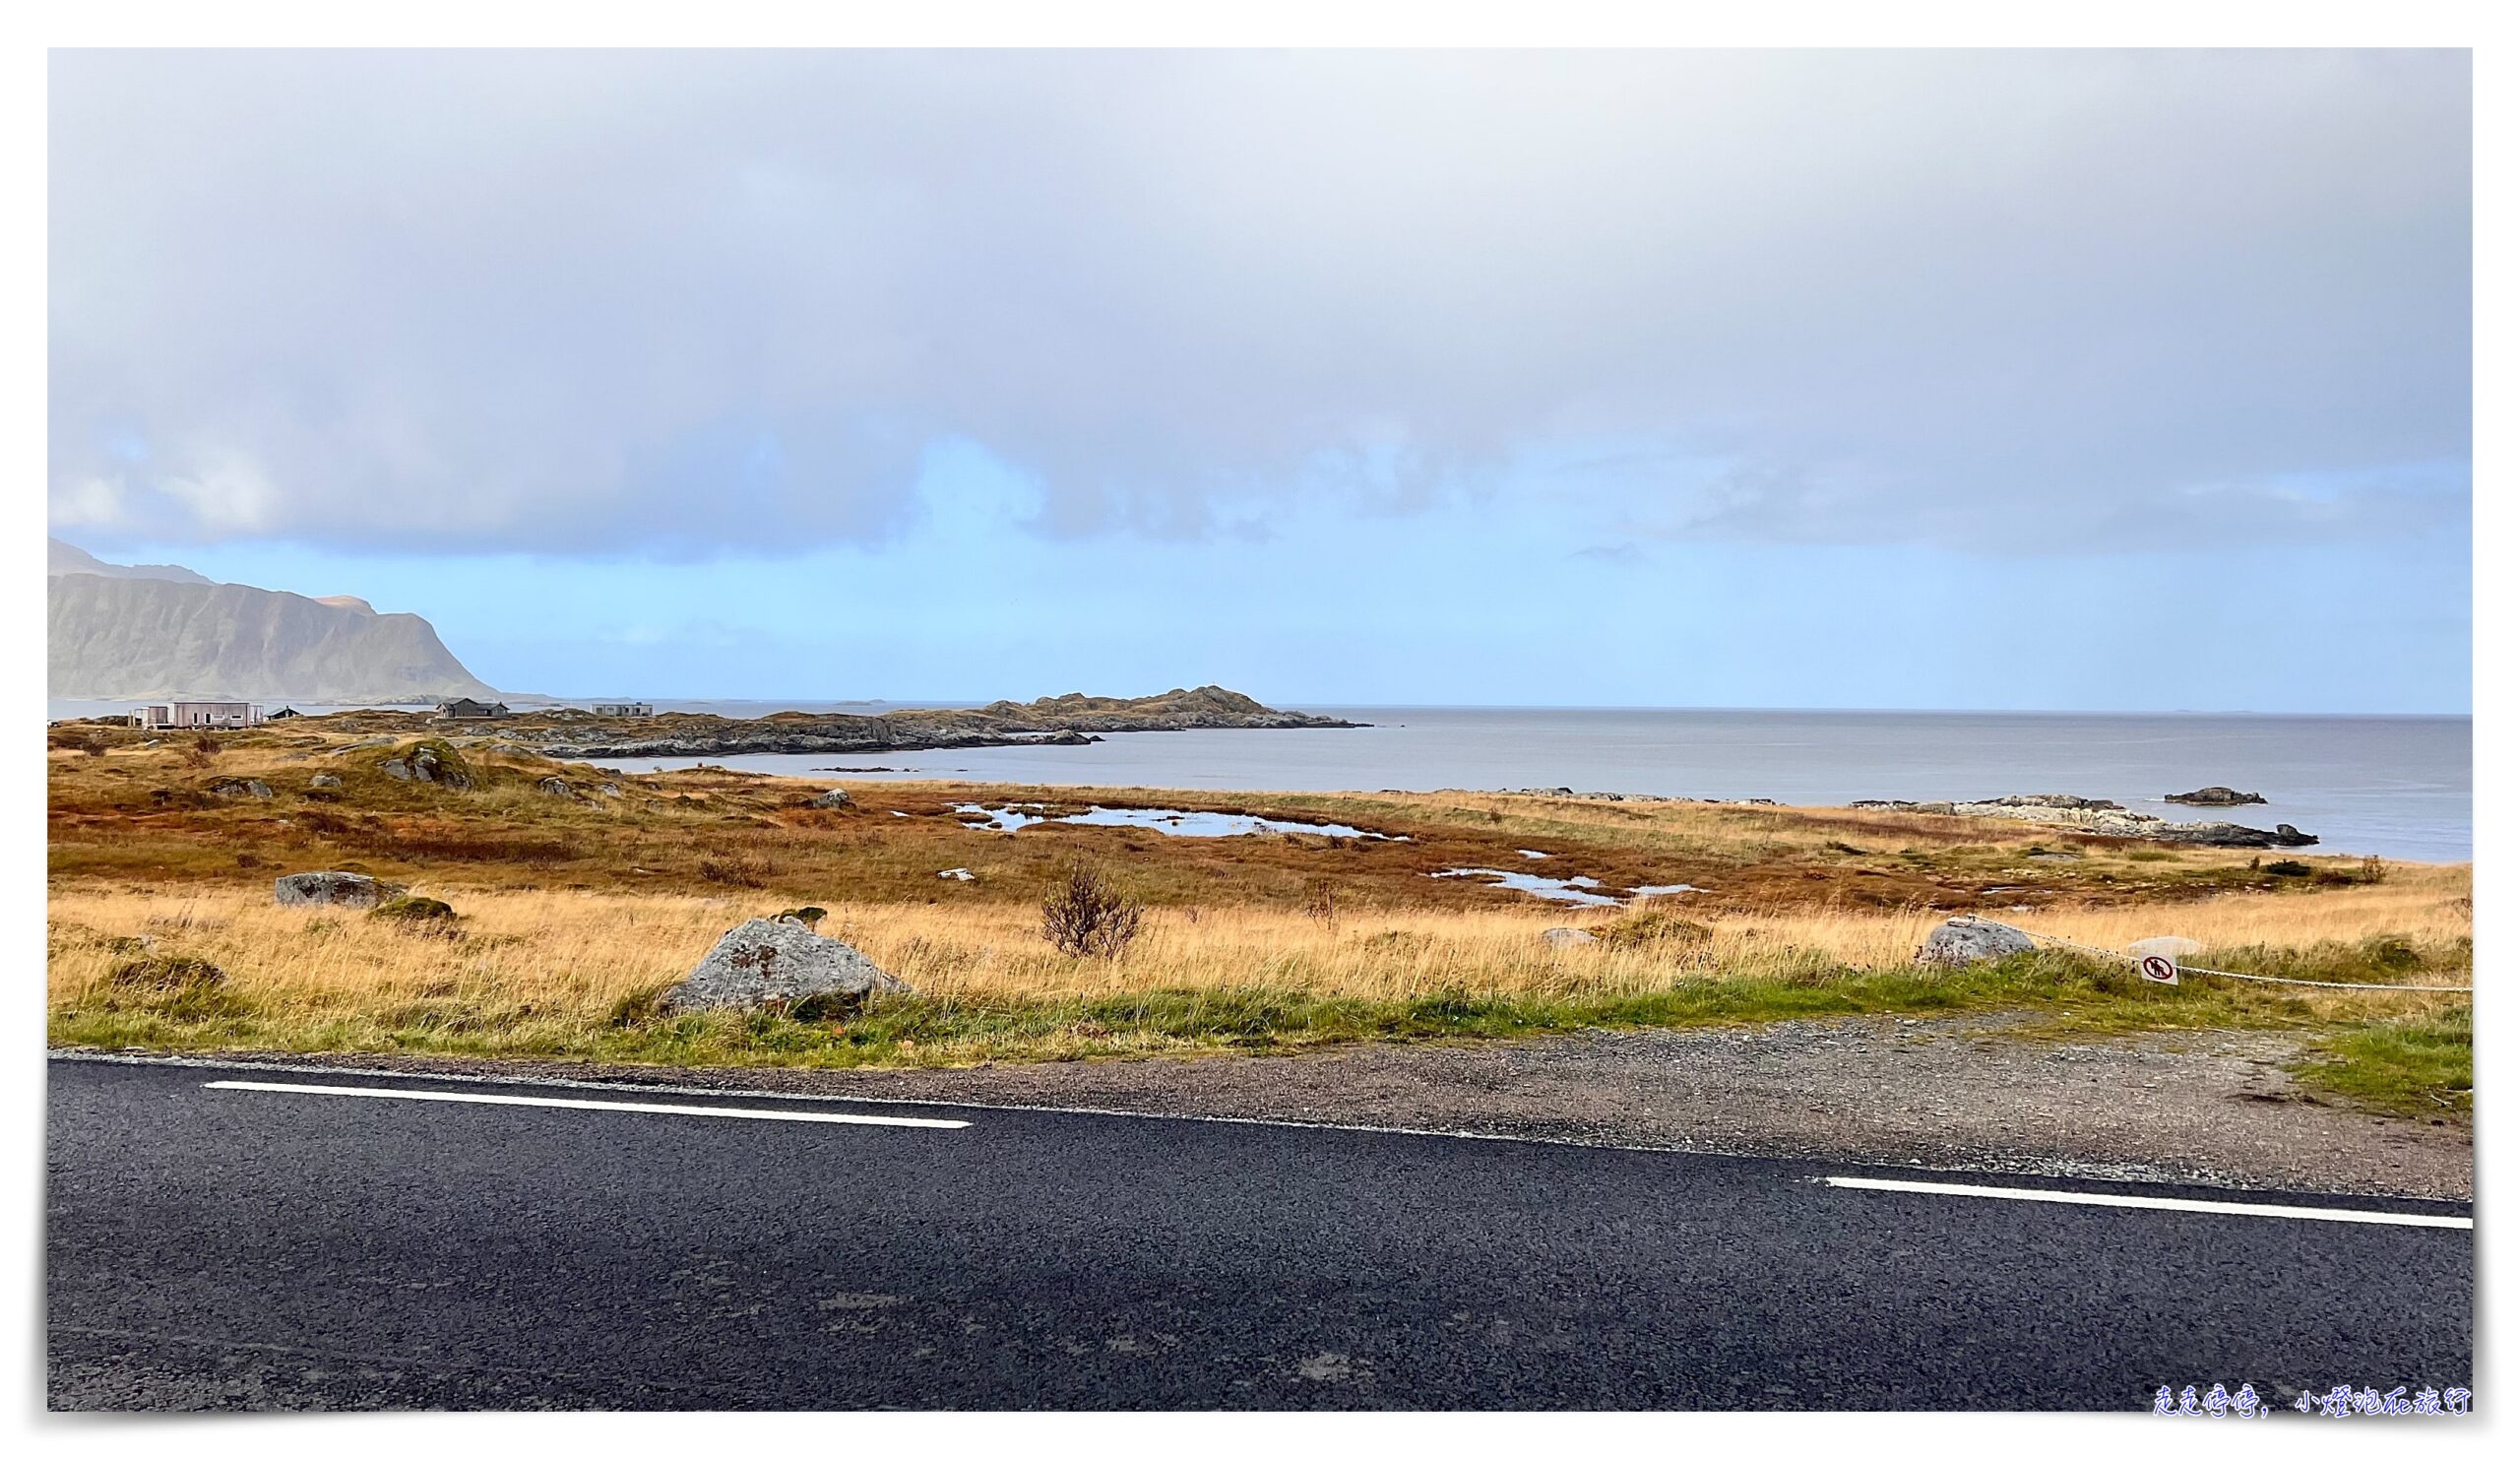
[48,538,214,585]
[47,539,499,703]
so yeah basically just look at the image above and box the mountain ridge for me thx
[47,539,498,703]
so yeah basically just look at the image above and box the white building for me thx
[142,700,264,730]
[592,702,655,718]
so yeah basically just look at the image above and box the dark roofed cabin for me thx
[435,698,511,720]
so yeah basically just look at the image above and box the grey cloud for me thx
[48,49,2470,557]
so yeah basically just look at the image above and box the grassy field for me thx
[43,725,2475,1116]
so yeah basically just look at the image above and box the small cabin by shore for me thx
[142,700,263,730]
[592,702,654,718]
[436,697,511,720]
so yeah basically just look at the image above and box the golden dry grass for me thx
[48,863,2472,1027]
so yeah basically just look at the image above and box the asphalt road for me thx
[47,1055,2474,1411]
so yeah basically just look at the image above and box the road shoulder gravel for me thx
[54,1013,2472,1200]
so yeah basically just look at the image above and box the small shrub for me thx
[2264,860,2313,878]
[1041,864,1146,960]
[1596,909,1715,950]
[789,989,872,1022]
[371,895,458,922]
[1302,878,1340,924]
[607,984,671,1026]
[2359,934,2424,974]
[105,956,226,995]
[699,855,770,888]
[2360,856,2388,885]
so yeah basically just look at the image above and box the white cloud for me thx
[48,49,2471,558]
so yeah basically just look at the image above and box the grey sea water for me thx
[584,706,2473,863]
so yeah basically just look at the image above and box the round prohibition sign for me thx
[2138,954,2180,985]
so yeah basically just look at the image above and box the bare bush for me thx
[1041,864,1145,960]
[698,854,771,888]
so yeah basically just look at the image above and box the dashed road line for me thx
[1822,1174,2471,1229]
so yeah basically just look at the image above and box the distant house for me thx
[435,697,511,720]
[267,706,302,720]
[142,700,263,730]
[592,702,654,718]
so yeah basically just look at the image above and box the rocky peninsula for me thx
[329,685,1363,759]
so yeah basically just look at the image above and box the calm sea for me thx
[574,706,2471,863]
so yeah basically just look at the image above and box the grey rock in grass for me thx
[307,772,343,790]
[2127,935,2206,959]
[808,788,854,809]
[536,776,577,797]
[380,742,472,788]
[662,919,911,1012]
[209,778,273,799]
[937,867,976,881]
[596,782,624,798]
[1542,927,1598,949]
[274,870,410,909]
[1915,918,2038,969]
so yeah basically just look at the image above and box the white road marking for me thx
[1822,1175,2471,1229]
[204,1081,970,1128]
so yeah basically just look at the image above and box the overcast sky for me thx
[49,49,2471,711]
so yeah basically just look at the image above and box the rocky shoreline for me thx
[1846,793,2317,848]
[1496,788,2319,849]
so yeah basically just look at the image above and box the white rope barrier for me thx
[1951,915,2473,994]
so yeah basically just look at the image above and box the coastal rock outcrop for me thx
[1916,918,2038,968]
[2166,787,2267,806]
[274,870,410,909]
[1849,794,2316,848]
[662,919,911,1012]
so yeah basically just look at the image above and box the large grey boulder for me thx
[662,919,911,1012]
[807,788,854,809]
[307,772,343,790]
[1916,917,2038,969]
[275,870,410,909]
[380,742,472,788]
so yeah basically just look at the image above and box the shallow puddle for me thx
[1429,867,1624,908]
[951,802,1403,840]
